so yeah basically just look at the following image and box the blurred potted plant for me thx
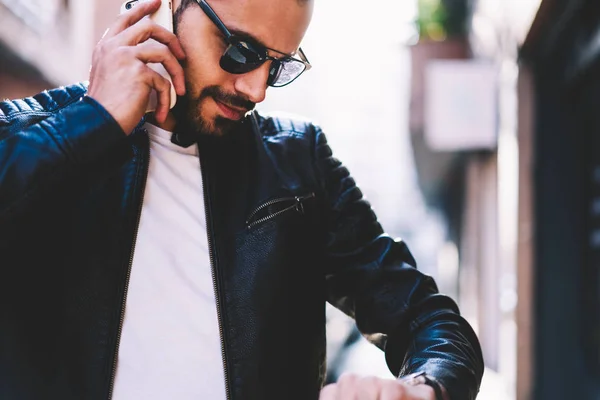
[415,0,469,42]
[416,0,450,42]
[410,0,472,132]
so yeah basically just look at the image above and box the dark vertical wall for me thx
[572,64,600,398]
[532,65,589,400]
[529,0,600,393]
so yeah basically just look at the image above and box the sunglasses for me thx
[194,0,312,87]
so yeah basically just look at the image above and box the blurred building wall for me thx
[408,0,542,398]
[0,0,124,99]
[516,64,535,400]
[0,50,49,100]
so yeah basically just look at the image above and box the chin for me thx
[174,95,244,138]
[188,111,241,138]
[212,115,243,137]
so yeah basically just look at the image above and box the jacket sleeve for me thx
[313,127,484,400]
[0,94,127,229]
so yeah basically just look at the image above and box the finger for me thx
[119,18,186,60]
[404,383,436,400]
[319,384,337,400]
[144,68,172,123]
[134,41,186,95]
[106,0,162,38]
[357,377,381,400]
[380,381,406,400]
[336,373,360,400]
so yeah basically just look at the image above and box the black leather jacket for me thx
[0,83,483,400]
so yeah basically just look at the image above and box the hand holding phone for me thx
[120,0,177,113]
[87,0,186,135]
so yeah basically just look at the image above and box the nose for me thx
[233,62,270,104]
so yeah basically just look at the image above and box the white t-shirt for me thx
[111,123,226,400]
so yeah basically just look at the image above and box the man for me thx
[0,0,484,398]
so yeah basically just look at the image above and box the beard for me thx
[172,84,255,141]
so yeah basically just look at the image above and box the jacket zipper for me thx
[246,193,315,229]
[200,152,231,400]
[107,132,150,400]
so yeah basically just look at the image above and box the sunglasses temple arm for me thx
[298,48,310,64]
[197,0,233,39]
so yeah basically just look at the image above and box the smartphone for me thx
[120,0,177,113]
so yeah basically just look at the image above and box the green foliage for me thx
[416,0,469,41]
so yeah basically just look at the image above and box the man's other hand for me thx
[319,374,435,400]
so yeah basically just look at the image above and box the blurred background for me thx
[2,0,600,398]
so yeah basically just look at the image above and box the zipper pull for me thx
[295,196,305,214]
[295,192,316,214]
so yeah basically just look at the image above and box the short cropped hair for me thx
[175,0,310,26]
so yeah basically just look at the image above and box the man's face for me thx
[172,0,313,136]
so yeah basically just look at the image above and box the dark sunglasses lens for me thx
[269,59,306,87]
[220,42,264,74]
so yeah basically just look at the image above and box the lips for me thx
[215,99,247,120]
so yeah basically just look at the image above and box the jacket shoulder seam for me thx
[261,129,308,139]
[0,97,85,151]
[0,88,86,123]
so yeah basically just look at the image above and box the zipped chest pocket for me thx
[245,192,316,230]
